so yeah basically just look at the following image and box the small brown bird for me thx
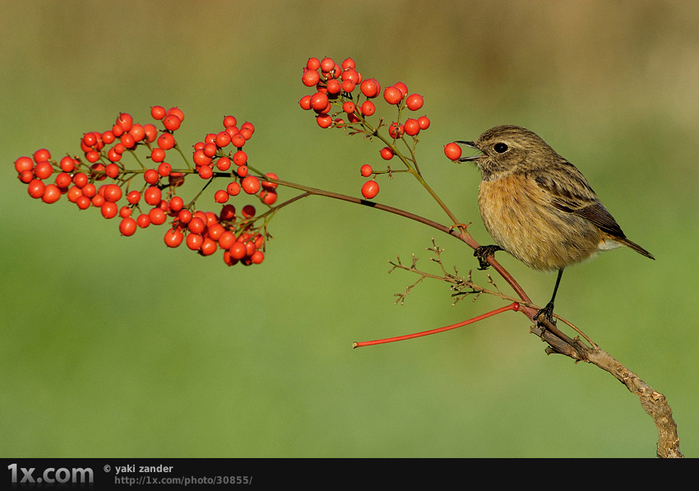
[457,125,654,324]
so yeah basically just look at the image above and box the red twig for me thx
[353,302,520,348]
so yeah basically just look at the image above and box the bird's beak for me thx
[455,141,483,162]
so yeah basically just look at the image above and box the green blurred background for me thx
[1,1,697,458]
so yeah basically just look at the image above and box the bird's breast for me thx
[477,174,602,271]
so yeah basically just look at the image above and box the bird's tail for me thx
[620,238,655,260]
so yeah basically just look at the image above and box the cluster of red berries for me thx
[14,108,280,267]
[299,56,429,201]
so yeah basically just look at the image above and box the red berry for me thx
[230,133,246,148]
[76,196,91,210]
[163,114,181,131]
[18,170,33,183]
[72,172,88,188]
[227,182,241,196]
[207,223,226,241]
[229,242,247,260]
[342,101,356,114]
[341,79,356,93]
[299,95,312,110]
[444,142,463,160]
[302,69,320,87]
[136,214,151,228]
[151,106,166,120]
[320,57,335,73]
[360,164,373,177]
[218,231,236,250]
[261,172,279,190]
[220,204,236,221]
[169,196,184,212]
[203,142,218,158]
[186,233,203,251]
[417,116,430,130]
[223,115,237,128]
[144,186,162,206]
[149,148,165,163]
[193,149,212,167]
[360,78,381,98]
[33,149,51,163]
[167,107,185,122]
[116,113,133,132]
[148,207,167,225]
[342,58,356,70]
[15,156,34,173]
[310,92,329,112]
[360,100,376,116]
[388,122,404,139]
[241,176,260,194]
[27,179,46,199]
[394,82,408,97]
[85,150,101,163]
[188,217,206,234]
[261,190,278,205]
[144,169,160,184]
[82,133,98,147]
[82,183,97,198]
[215,131,231,148]
[216,156,232,171]
[103,183,123,203]
[200,238,218,256]
[144,124,158,143]
[157,132,176,150]
[177,209,192,225]
[242,204,256,218]
[241,122,255,137]
[119,217,137,236]
[361,180,380,199]
[55,172,72,188]
[34,161,53,180]
[106,148,121,162]
[233,150,247,166]
[129,124,145,142]
[102,131,116,145]
[306,57,321,71]
[214,189,229,203]
[127,190,141,204]
[101,201,118,219]
[251,250,265,264]
[379,147,394,160]
[404,118,420,136]
[105,163,120,178]
[406,94,424,111]
[316,114,332,128]
[157,162,172,177]
[326,78,341,95]
[164,228,184,247]
[67,186,83,203]
[383,86,403,105]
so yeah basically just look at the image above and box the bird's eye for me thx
[494,142,508,153]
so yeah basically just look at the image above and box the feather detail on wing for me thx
[529,161,655,260]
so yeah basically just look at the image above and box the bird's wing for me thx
[530,161,627,240]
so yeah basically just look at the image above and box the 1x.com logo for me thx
[8,463,94,485]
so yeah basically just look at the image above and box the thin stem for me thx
[353,302,520,348]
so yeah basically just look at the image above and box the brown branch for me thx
[266,177,682,458]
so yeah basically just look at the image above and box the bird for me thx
[456,125,654,325]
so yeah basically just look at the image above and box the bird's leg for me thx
[474,245,503,270]
[535,269,564,327]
